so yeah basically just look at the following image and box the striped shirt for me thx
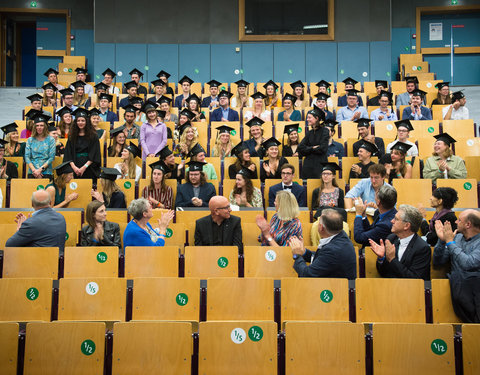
[142,185,173,209]
[262,213,302,246]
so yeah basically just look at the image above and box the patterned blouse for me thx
[261,213,302,246]
[319,188,339,207]
[24,135,56,175]
[142,185,174,209]
[228,187,263,208]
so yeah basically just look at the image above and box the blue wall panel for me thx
[36,57,62,87]
[391,27,414,79]
[305,42,337,84]
[115,44,147,84]
[450,54,480,86]
[241,43,273,83]
[369,41,392,83]
[72,29,94,74]
[178,44,211,84]
[273,43,305,83]
[146,44,179,83]
[93,43,116,82]
[337,42,370,84]
[211,44,242,84]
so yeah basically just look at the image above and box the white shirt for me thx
[114,163,142,182]
[0,187,3,208]
[311,97,334,109]
[386,140,419,156]
[398,233,415,261]
[442,105,469,120]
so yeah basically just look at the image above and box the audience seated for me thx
[385,119,418,156]
[311,163,344,211]
[175,161,216,208]
[228,168,263,208]
[345,163,389,209]
[442,90,469,120]
[401,89,432,121]
[268,164,306,207]
[352,118,385,157]
[80,200,121,248]
[142,160,174,209]
[379,141,413,184]
[335,89,368,123]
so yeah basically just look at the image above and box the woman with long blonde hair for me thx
[263,80,282,108]
[1,124,25,156]
[243,92,271,122]
[230,79,253,109]
[211,125,234,159]
[72,81,89,107]
[174,124,198,159]
[114,142,142,182]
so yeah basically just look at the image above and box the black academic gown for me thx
[298,125,329,179]
[63,134,101,179]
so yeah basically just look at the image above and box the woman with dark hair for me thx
[380,141,413,184]
[81,200,121,248]
[108,126,126,157]
[311,163,344,210]
[56,107,72,138]
[63,108,101,179]
[142,160,173,209]
[291,80,309,109]
[431,82,452,106]
[419,187,458,246]
[91,167,126,208]
[260,137,288,180]
[282,124,300,157]
[263,80,282,109]
[228,142,258,179]
[229,167,263,208]
[186,94,206,122]
[46,161,79,208]
[277,93,301,122]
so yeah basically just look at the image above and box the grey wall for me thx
[0,0,93,29]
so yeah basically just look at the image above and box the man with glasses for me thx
[268,164,306,207]
[368,204,430,280]
[194,195,243,251]
[174,161,216,208]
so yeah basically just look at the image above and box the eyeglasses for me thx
[217,205,231,210]
[321,172,333,176]
[281,171,293,175]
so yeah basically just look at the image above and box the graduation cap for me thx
[262,137,281,150]
[375,80,388,88]
[390,141,412,154]
[235,79,249,87]
[47,122,57,132]
[156,70,171,79]
[188,143,205,158]
[251,92,266,100]
[41,82,57,92]
[26,93,43,103]
[358,140,378,156]
[71,80,86,89]
[322,162,341,174]
[156,110,166,118]
[75,67,87,75]
[151,79,165,87]
[178,75,194,85]
[346,89,360,97]
[56,106,72,118]
[207,79,221,87]
[54,160,74,175]
[156,145,173,159]
[129,68,143,77]
[124,81,138,90]
[263,80,278,90]
[94,82,109,92]
[89,108,102,117]
[102,68,116,78]
[99,167,121,181]
[307,107,325,120]
[186,161,206,172]
[179,108,195,120]
[378,90,393,101]
[245,117,264,128]
[157,96,172,105]
[218,90,233,99]
[186,93,201,104]
[178,122,192,137]
[31,112,51,124]
[290,80,304,89]
[0,122,18,136]
[130,96,144,106]
[451,91,465,101]
[435,82,450,90]
[283,123,300,135]
[231,142,249,158]
[59,88,74,97]
[342,77,358,86]
[354,118,372,128]
[71,108,90,119]
[411,89,427,98]
[25,108,43,119]
[149,159,169,173]
[43,68,59,77]
[283,93,297,103]
[405,76,419,84]
[316,80,331,88]
[237,167,255,179]
[216,124,234,135]
[123,104,137,114]
[314,92,330,101]
[110,125,126,137]
[0,139,7,149]
[125,142,141,158]
[323,119,339,129]
[434,132,456,146]
[394,119,414,132]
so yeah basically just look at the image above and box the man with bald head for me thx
[5,189,67,252]
[194,195,243,251]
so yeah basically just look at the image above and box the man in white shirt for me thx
[70,68,93,95]
[443,91,469,120]
[101,68,120,95]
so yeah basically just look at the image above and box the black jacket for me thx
[194,214,243,252]
[81,221,121,248]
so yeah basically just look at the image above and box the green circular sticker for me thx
[464,182,472,190]
[288,69,293,74]
[165,228,173,238]
[239,69,244,74]
[405,47,410,51]
[144,65,149,71]
[428,127,434,133]
[36,185,44,190]
[386,72,391,77]
[431,339,447,355]
[68,68,72,73]
[14,162,18,167]
[95,75,100,80]
[298,127,302,133]
[221,86,226,91]
[230,130,237,136]
[320,289,333,303]
[124,181,132,189]
[417,66,422,71]
[96,252,107,263]
[176,292,188,306]
[248,326,263,342]
[217,257,228,268]
[194,68,199,74]
[81,339,96,356]
[340,69,344,74]
[65,232,69,240]
[26,287,39,301]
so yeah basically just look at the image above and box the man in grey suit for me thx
[194,196,243,252]
[5,189,67,252]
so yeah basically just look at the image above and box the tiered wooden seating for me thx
[0,322,18,375]
[455,137,480,159]
[393,179,432,206]
[463,324,480,375]
[63,246,118,277]
[306,178,345,210]
[443,119,475,138]
[243,246,297,278]
[184,246,238,277]
[9,179,50,208]
[3,157,24,178]
[431,279,461,324]
[364,247,381,278]
[2,247,58,278]
[64,179,93,209]
[436,179,478,208]
[124,246,179,277]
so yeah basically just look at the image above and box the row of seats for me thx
[0,276,461,324]
[2,320,477,374]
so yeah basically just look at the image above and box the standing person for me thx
[211,125,234,159]
[63,108,101,179]
[140,103,167,160]
[24,113,56,179]
[443,91,469,120]
[81,200,121,248]
[228,142,258,179]
[229,167,263,208]
[431,82,452,106]
[5,189,66,252]
[45,161,79,208]
[386,119,418,156]
[0,139,18,180]
[201,79,221,110]
[174,75,194,109]
[175,161,216,208]
[114,142,142,182]
[210,90,239,122]
[401,89,432,121]
[260,137,287,180]
[298,107,329,179]
[281,123,300,157]
[230,79,253,109]
[142,160,173,209]
[1,123,25,157]
[91,168,126,208]
[243,117,266,158]
[277,93,301,122]
[243,92,271,122]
